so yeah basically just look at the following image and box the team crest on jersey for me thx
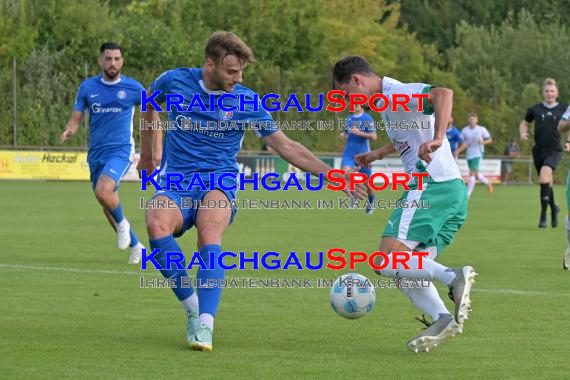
[393,139,411,155]
[117,90,127,99]
[219,110,233,120]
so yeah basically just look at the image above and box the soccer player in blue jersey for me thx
[61,42,146,264]
[138,31,363,351]
[445,117,463,160]
[339,104,377,213]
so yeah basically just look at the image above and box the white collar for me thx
[198,79,227,95]
[542,101,559,109]
[100,76,122,85]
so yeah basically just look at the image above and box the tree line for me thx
[1,0,569,159]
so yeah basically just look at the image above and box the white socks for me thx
[181,292,199,313]
[199,313,214,329]
[477,173,489,185]
[116,219,129,230]
[379,252,456,286]
[181,294,214,329]
[468,176,476,196]
[400,283,450,320]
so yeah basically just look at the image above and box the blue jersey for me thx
[343,112,375,155]
[74,75,145,162]
[446,126,463,153]
[150,68,276,187]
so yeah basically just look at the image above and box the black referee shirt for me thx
[525,103,568,152]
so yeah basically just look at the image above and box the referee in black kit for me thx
[519,78,568,228]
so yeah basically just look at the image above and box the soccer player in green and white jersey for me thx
[556,106,570,270]
[457,114,493,198]
[332,56,477,353]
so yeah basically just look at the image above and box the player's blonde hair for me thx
[543,78,558,89]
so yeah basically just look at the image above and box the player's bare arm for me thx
[456,142,467,155]
[152,111,163,166]
[137,95,159,177]
[558,120,570,151]
[355,143,397,168]
[519,120,529,141]
[262,130,367,199]
[418,87,453,163]
[60,111,83,144]
[557,119,570,133]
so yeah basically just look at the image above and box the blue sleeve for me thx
[150,70,176,104]
[73,82,88,112]
[134,80,146,105]
[343,121,350,134]
[363,113,375,131]
[248,94,276,137]
[454,129,463,144]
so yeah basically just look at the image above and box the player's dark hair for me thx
[331,56,375,89]
[205,31,255,65]
[100,42,122,55]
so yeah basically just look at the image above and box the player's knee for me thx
[197,227,222,246]
[94,185,113,205]
[145,213,173,238]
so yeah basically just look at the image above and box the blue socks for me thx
[196,244,224,316]
[368,194,375,204]
[109,203,125,224]
[149,235,194,301]
[148,239,224,316]
[129,228,139,248]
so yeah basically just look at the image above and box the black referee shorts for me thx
[532,148,562,173]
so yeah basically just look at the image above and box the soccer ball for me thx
[330,273,376,319]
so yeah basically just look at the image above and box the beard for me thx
[104,68,120,80]
[215,77,234,92]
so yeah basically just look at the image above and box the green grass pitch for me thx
[1,181,570,379]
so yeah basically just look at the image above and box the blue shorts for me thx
[153,174,238,238]
[341,153,371,177]
[341,152,357,168]
[88,158,131,190]
[359,166,372,177]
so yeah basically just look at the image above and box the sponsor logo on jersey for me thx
[219,110,233,120]
[91,103,123,113]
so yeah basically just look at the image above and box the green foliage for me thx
[448,11,570,155]
[0,0,568,156]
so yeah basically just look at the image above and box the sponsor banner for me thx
[0,150,90,180]
[457,158,501,184]
[0,150,501,184]
[333,157,501,184]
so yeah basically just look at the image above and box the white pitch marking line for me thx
[1,263,570,297]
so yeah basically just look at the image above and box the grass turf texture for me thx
[1,181,570,379]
